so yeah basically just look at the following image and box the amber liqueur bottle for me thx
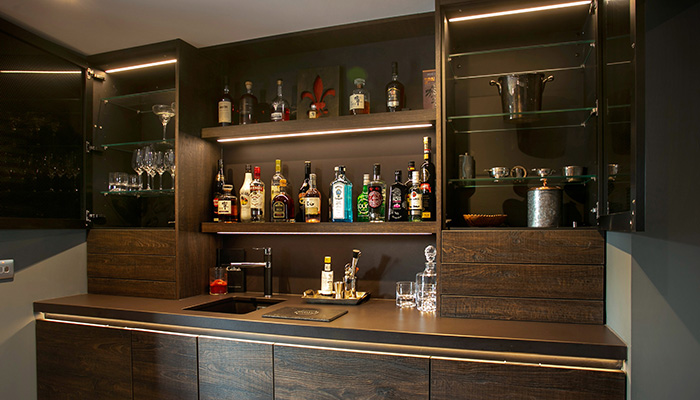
[212,159,226,222]
[218,184,238,223]
[304,173,321,223]
[296,161,311,222]
[385,61,405,112]
[271,178,295,222]
[420,136,436,221]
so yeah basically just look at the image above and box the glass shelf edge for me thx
[448,39,594,58]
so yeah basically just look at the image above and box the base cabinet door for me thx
[431,357,626,400]
[36,320,132,400]
[274,344,430,400]
[198,336,274,399]
[131,330,198,400]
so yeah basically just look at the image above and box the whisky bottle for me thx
[218,184,239,223]
[356,173,370,222]
[349,78,370,115]
[420,136,436,221]
[271,178,295,222]
[304,173,321,223]
[385,62,405,112]
[331,165,353,222]
[213,159,226,222]
[388,170,408,222]
[218,81,233,126]
[368,163,386,223]
[239,81,258,125]
[270,79,291,122]
[270,159,285,206]
[296,161,311,222]
[250,166,265,222]
[239,164,253,222]
[408,170,423,222]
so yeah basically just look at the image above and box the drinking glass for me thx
[131,148,143,190]
[164,148,175,190]
[154,151,165,190]
[152,103,176,141]
[108,172,118,191]
[396,281,416,308]
[416,283,436,312]
[142,145,155,190]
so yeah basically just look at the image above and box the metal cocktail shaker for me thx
[527,185,561,227]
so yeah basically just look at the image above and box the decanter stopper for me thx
[424,245,437,265]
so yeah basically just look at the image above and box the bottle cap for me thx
[354,78,365,85]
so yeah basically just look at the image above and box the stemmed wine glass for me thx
[142,145,155,190]
[163,148,175,190]
[152,103,176,141]
[154,151,165,190]
[131,148,144,190]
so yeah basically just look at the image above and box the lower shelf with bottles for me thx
[200,221,438,235]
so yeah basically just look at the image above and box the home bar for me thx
[2,0,699,399]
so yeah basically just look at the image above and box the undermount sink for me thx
[185,296,285,315]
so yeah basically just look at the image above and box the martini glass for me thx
[152,103,175,141]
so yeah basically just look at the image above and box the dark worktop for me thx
[34,292,627,362]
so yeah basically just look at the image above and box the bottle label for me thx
[409,191,422,210]
[240,194,249,206]
[387,88,399,107]
[420,182,432,193]
[271,111,283,121]
[218,101,232,123]
[391,187,404,209]
[305,197,320,215]
[349,94,365,111]
[250,188,264,209]
[332,183,345,218]
[272,200,286,220]
[368,188,382,209]
[308,109,317,119]
[218,200,233,215]
[357,193,369,216]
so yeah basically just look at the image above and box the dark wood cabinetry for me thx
[198,336,274,400]
[274,344,430,400]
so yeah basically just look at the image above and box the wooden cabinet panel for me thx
[36,320,132,400]
[87,277,177,299]
[441,229,605,265]
[431,357,625,400]
[131,330,198,400]
[88,253,176,280]
[440,263,604,300]
[87,229,176,255]
[274,345,429,400]
[199,336,273,400]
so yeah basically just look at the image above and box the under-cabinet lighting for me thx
[217,123,433,143]
[448,1,590,22]
[215,231,433,235]
[105,59,177,73]
[0,70,81,74]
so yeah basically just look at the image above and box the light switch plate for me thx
[0,259,14,280]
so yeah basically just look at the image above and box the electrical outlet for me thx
[0,259,14,281]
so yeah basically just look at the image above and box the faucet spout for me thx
[227,247,272,297]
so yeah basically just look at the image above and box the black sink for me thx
[185,297,285,314]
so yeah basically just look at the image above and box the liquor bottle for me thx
[405,161,416,187]
[388,170,408,222]
[385,61,405,112]
[368,163,386,223]
[408,170,423,222]
[349,78,370,115]
[239,81,257,125]
[213,159,226,222]
[218,184,239,223]
[329,166,339,220]
[320,256,333,296]
[420,136,436,221]
[308,104,319,119]
[218,81,233,126]
[304,173,321,223]
[239,164,253,222]
[270,159,285,205]
[250,166,265,222]
[271,178,295,222]
[356,173,370,222]
[270,79,291,122]
[296,161,311,222]
[331,165,353,222]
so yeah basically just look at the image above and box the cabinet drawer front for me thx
[442,229,605,265]
[274,345,429,400]
[441,295,604,324]
[441,263,604,300]
[87,229,175,255]
[88,253,176,281]
[431,357,625,400]
[88,278,177,299]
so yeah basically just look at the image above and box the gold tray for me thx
[301,290,370,305]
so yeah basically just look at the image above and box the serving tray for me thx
[301,290,370,305]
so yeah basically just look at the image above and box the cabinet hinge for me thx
[85,141,105,153]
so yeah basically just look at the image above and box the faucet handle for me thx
[253,247,272,256]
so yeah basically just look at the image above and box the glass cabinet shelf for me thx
[99,139,175,152]
[100,88,176,113]
[449,175,596,188]
[100,189,174,197]
[448,106,597,134]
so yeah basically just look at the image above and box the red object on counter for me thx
[209,279,227,295]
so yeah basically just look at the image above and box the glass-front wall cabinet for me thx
[438,0,643,231]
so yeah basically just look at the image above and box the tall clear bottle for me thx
[385,61,405,112]
[408,170,423,222]
[250,166,265,222]
[270,159,285,207]
[304,173,321,223]
[270,79,291,122]
[239,81,258,125]
[356,173,370,222]
[420,136,436,221]
[239,164,253,222]
[296,161,311,222]
[368,163,386,223]
[416,245,437,312]
[331,165,353,222]
[388,170,408,222]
